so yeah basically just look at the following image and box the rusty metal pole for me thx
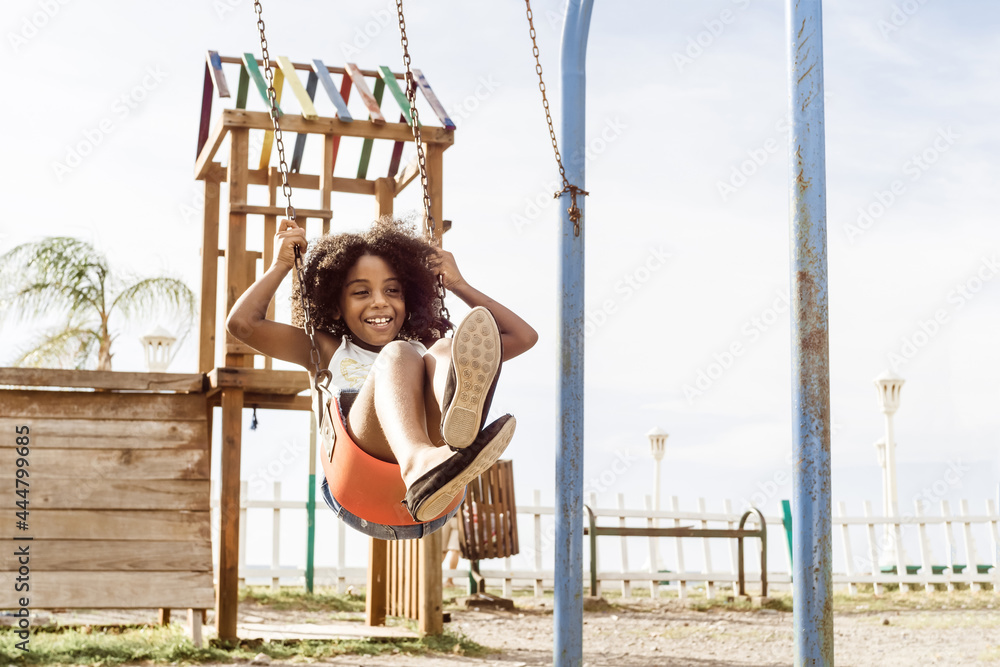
[555,1,594,665]
[787,0,833,664]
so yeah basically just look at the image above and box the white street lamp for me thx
[873,438,890,519]
[647,427,669,513]
[874,370,905,567]
[142,325,177,373]
[647,427,669,575]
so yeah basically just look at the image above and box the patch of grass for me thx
[239,586,366,613]
[0,624,227,665]
[0,623,487,665]
[832,589,999,614]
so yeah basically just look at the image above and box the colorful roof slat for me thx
[311,59,353,122]
[413,69,455,130]
[277,56,319,121]
[208,50,230,98]
[356,75,386,179]
[242,53,283,116]
[290,70,319,174]
[258,66,285,170]
[345,63,385,124]
[379,66,415,126]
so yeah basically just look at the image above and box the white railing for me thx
[211,483,1000,596]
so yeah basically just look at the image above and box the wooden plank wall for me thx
[0,388,214,609]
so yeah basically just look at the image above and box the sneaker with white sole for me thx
[439,306,503,449]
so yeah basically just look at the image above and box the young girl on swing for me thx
[227,217,537,540]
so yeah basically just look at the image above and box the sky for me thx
[3,0,999,572]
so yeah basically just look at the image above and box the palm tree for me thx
[0,237,195,371]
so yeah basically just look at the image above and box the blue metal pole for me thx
[786,0,833,664]
[555,1,593,665]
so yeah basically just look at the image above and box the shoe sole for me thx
[440,307,502,449]
[413,416,516,522]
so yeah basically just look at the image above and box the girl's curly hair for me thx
[291,217,452,341]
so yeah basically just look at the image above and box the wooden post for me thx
[374,177,394,219]
[366,537,388,626]
[158,609,171,624]
[263,168,279,371]
[188,608,203,648]
[321,134,334,235]
[418,529,443,635]
[426,143,444,243]
[199,178,221,373]
[216,388,243,640]
[216,126,250,641]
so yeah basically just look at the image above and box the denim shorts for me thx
[320,476,462,540]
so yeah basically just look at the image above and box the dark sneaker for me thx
[440,306,502,449]
[403,415,516,522]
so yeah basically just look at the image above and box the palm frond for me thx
[0,237,108,325]
[11,325,101,370]
[111,277,196,324]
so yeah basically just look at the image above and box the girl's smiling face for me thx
[337,254,407,350]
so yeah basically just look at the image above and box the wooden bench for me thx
[584,505,768,598]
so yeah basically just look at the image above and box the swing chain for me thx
[395,0,450,326]
[253,0,324,379]
[524,0,588,237]
[253,0,295,224]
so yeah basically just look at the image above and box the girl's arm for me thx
[226,221,336,369]
[430,248,538,361]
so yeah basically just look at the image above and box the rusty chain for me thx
[253,0,324,380]
[395,0,450,325]
[524,0,588,236]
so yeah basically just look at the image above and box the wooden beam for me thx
[0,510,211,541]
[0,417,206,450]
[194,118,229,180]
[230,203,332,219]
[0,572,214,609]
[426,142,445,245]
[220,109,454,145]
[0,448,210,481]
[394,157,420,194]
[2,480,211,511]
[0,368,204,392]
[200,178,221,372]
[374,178,394,219]
[208,367,310,394]
[0,390,208,421]
[366,537,388,626]
[418,530,443,635]
[225,127,250,369]
[216,388,243,641]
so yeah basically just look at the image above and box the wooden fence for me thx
[213,484,1000,597]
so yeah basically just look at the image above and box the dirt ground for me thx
[241,594,1000,666]
[29,593,1000,666]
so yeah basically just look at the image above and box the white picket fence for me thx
[211,483,1000,596]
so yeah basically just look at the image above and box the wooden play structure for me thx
[0,50,463,641]
[194,51,455,639]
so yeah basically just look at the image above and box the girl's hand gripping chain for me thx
[274,219,308,271]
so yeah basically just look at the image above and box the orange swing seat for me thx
[317,387,462,527]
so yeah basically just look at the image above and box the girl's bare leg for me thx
[347,341,453,488]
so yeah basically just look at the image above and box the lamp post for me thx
[647,427,668,573]
[647,427,669,514]
[874,370,905,566]
[141,325,177,372]
[873,438,889,519]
